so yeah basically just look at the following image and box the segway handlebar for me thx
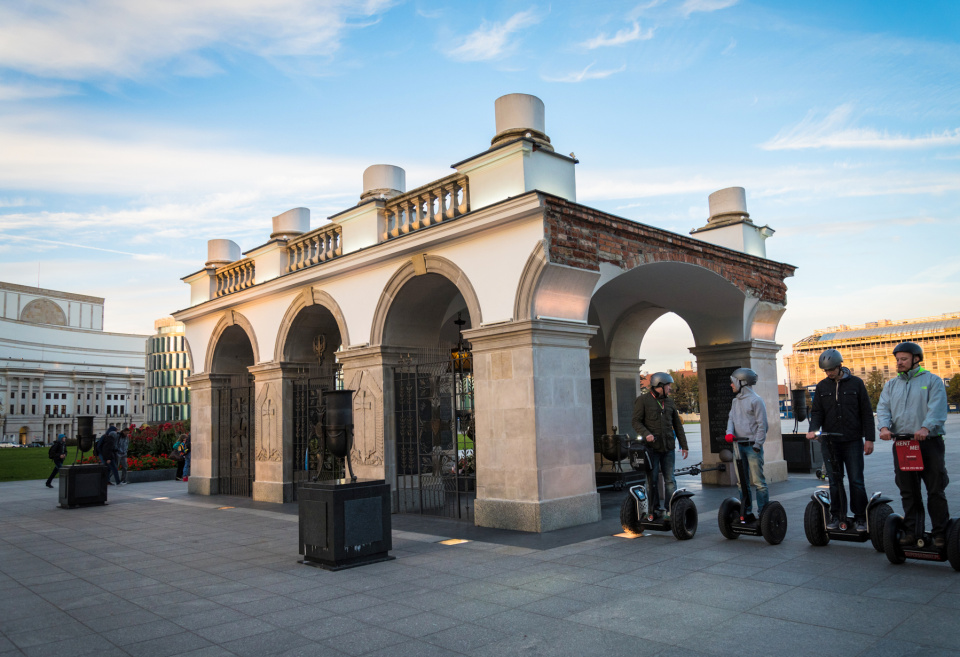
[674,461,726,477]
[813,431,843,438]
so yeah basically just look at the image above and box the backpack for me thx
[94,435,104,456]
[48,443,60,460]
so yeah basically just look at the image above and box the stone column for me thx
[336,346,405,486]
[248,362,299,503]
[463,319,600,533]
[588,357,644,438]
[689,340,786,485]
[185,372,230,496]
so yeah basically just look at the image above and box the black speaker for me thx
[791,389,808,422]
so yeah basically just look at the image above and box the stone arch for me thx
[205,310,260,373]
[513,241,600,324]
[20,298,66,326]
[370,255,482,345]
[514,241,548,321]
[274,288,351,360]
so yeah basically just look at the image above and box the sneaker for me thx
[45,482,53,488]
[108,482,115,486]
[826,516,841,530]
[854,519,867,533]
[933,535,946,549]
[182,477,188,482]
[899,533,916,547]
[176,477,183,481]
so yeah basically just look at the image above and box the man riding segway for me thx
[805,348,876,533]
[877,341,951,550]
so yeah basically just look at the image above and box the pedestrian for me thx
[877,341,950,548]
[725,368,769,518]
[116,428,130,485]
[99,425,122,486]
[631,372,689,520]
[181,433,191,482]
[45,434,67,488]
[173,433,189,481]
[805,348,876,532]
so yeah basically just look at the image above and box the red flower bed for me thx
[79,454,176,470]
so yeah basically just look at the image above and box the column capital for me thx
[464,319,596,353]
[185,372,233,389]
[689,339,782,361]
[247,362,303,379]
[337,345,408,368]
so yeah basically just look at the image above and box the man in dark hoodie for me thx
[632,372,689,520]
[806,348,875,532]
[100,425,122,486]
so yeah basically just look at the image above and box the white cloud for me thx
[0,80,77,101]
[580,22,654,49]
[445,9,541,62]
[680,0,739,17]
[762,104,960,151]
[543,63,627,83]
[0,0,395,80]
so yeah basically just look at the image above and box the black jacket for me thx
[808,368,875,441]
[99,430,118,459]
[631,392,688,453]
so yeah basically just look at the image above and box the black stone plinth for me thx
[298,479,394,571]
[58,464,108,508]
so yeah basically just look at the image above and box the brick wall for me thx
[542,195,795,305]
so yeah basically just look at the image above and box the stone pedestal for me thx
[690,340,787,485]
[249,363,299,503]
[464,319,601,532]
[298,479,393,570]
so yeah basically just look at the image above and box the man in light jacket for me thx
[726,368,768,518]
[877,341,949,548]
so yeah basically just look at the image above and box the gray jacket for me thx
[876,366,948,436]
[116,435,129,457]
[725,386,768,448]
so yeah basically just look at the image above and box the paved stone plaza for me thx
[2,417,959,657]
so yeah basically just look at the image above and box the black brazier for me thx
[58,464,108,508]
[298,479,393,571]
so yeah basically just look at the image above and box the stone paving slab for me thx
[2,416,960,656]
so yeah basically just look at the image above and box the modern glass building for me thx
[145,318,192,422]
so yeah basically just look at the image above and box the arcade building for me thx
[174,94,796,533]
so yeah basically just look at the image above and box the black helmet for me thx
[731,368,758,388]
[892,342,923,361]
[649,372,674,389]
[818,348,843,370]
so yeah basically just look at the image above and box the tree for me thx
[947,374,960,409]
[865,370,885,411]
[669,370,700,414]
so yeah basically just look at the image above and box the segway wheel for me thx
[760,502,788,545]
[883,513,906,565]
[619,495,644,536]
[718,497,740,540]
[670,497,698,541]
[947,519,960,572]
[868,503,893,553]
[803,500,829,547]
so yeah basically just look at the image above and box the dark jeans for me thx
[104,459,121,485]
[45,461,62,485]
[645,449,677,513]
[176,458,185,479]
[894,436,950,537]
[821,438,867,520]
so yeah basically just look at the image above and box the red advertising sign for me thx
[895,440,924,471]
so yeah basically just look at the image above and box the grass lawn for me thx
[0,448,56,482]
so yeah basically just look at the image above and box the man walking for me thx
[806,348,875,531]
[877,341,950,548]
[45,434,67,488]
[99,425,122,486]
[632,372,689,520]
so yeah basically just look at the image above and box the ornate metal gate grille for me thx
[394,346,475,520]
[292,363,343,500]
[216,374,254,497]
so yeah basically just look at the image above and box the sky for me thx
[0,0,958,384]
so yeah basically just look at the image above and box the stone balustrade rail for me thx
[215,259,255,297]
[382,174,469,241]
[286,224,343,274]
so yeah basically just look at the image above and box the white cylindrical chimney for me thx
[271,207,310,239]
[206,239,241,267]
[360,164,406,202]
[491,93,552,150]
[708,187,749,222]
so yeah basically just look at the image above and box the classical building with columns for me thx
[174,94,795,532]
[0,281,147,444]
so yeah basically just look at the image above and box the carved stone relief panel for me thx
[255,381,282,462]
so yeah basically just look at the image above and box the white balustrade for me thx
[285,224,343,273]
[215,259,255,297]
[382,174,469,241]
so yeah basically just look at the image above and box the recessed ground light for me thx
[217,506,235,510]
[817,485,830,490]
[437,538,469,545]
[152,497,169,500]
[613,532,643,539]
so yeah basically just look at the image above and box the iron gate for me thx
[394,346,475,520]
[292,363,343,499]
[216,374,254,497]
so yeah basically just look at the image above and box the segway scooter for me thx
[718,437,788,544]
[883,434,960,571]
[804,432,893,551]
[619,461,724,540]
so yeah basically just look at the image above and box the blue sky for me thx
[0,0,958,382]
